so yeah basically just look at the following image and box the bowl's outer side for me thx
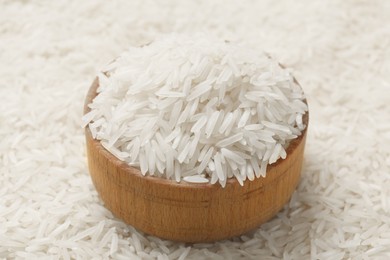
[85,78,308,243]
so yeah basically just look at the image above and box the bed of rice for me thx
[83,34,308,187]
[1,0,390,259]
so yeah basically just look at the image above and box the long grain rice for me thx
[82,36,307,186]
[83,35,307,188]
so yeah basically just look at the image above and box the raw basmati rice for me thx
[83,34,307,187]
[3,0,390,259]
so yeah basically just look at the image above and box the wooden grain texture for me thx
[84,78,309,243]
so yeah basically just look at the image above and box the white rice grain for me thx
[85,34,307,186]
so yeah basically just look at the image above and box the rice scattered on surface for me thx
[83,35,308,186]
[1,0,390,259]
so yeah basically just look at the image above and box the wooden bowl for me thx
[84,78,308,243]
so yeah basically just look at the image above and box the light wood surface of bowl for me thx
[84,78,308,243]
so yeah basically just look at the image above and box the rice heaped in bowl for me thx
[82,34,308,187]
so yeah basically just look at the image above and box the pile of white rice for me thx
[83,35,307,186]
[3,1,390,259]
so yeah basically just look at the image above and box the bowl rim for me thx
[84,77,309,189]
